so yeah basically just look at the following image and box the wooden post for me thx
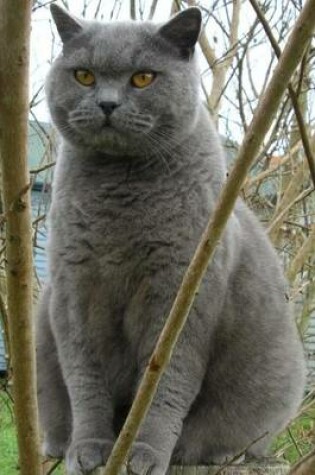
[170,462,290,475]
[0,2,41,475]
[91,461,290,475]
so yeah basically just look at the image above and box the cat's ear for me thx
[50,4,83,44]
[157,8,202,58]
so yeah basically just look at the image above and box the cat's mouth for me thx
[103,116,112,128]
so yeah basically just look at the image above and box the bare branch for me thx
[148,0,159,20]
[190,0,241,120]
[286,224,315,283]
[243,140,302,193]
[94,0,103,19]
[249,0,315,188]
[268,187,313,240]
[130,0,136,20]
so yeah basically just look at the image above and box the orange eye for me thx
[74,69,95,86]
[131,72,155,89]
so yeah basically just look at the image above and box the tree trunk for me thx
[0,2,41,475]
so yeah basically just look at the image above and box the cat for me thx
[36,4,306,475]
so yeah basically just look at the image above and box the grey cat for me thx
[36,4,305,475]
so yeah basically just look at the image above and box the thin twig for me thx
[32,0,56,12]
[286,224,315,283]
[30,161,56,174]
[287,427,303,458]
[214,432,269,475]
[0,292,10,371]
[130,0,136,19]
[268,187,313,236]
[32,214,46,228]
[243,140,301,193]
[45,459,62,475]
[94,0,102,18]
[188,0,241,120]
[148,0,159,20]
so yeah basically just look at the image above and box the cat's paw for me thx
[42,435,69,459]
[66,438,113,475]
[127,442,168,475]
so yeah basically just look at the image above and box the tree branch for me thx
[148,0,159,20]
[268,187,313,240]
[286,224,315,283]
[248,0,315,189]
[268,160,307,243]
[130,0,136,20]
[243,140,301,194]
[187,0,241,121]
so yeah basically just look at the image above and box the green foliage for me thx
[272,397,315,464]
[0,384,65,474]
[0,387,18,474]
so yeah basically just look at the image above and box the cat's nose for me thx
[99,101,120,116]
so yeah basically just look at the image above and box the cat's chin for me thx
[81,135,143,158]
[82,128,149,157]
[61,126,133,156]
[93,134,141,157]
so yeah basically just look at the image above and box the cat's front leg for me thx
[129,340,206,475]
[126,292,211,475]
[36,286,72,459]
[50,287,115,475]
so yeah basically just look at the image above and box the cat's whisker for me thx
[146,130,188,164]
[151,128,187,150]
[151,130,199,165]
[142,134,173,175]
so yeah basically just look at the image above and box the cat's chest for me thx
[54,175,184,244]
[51,177,182,271]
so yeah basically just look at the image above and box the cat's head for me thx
[47,4,202,156]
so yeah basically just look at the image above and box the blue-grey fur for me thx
[37,5,305,475]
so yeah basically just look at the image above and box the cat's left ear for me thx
[157,8,202,59]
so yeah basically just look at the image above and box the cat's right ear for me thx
[157,8,202,59]
[50,4,83,44]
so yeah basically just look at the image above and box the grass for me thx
[0,381,65,475]
[272,390,315,464]
[0,380,314,474]
[0,389,19,475]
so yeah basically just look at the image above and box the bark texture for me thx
[0,2,41,474]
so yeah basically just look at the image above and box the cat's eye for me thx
[131,72,155,89]
[74,69,96,87]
